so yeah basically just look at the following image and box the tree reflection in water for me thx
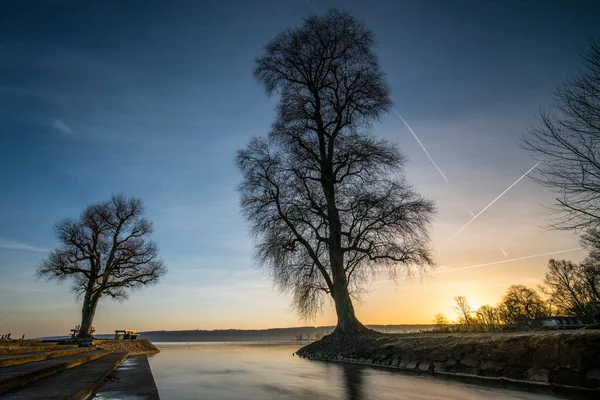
[341,364,365,400]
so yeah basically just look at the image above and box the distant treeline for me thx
[432,252,600,332]
[138,325,431,342]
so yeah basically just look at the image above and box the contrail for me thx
[394,110,475,217]
[430,247,584,276]
[374,247,583,284]
[501,248,508,258]
[438,162,540,249]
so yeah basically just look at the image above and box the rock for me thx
[405,360,418,369]
[418,361,431,372]
[433,361,447,373]
[456,366,477,375]
[558,346,589,372]
[526,368,549,383]
[532,345,559,369]
[480,361,503,373]
[551,370,585,387]
[445,358,458,367]
[584,368,600,388]
[503,365,528,380]
[460,355,479,368]
[586,368,600,381]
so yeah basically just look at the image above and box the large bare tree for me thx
[522,39,600,246]
[237,9,435,335]
[38,195,167,338]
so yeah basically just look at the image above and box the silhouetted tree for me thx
[580,252,600,309]
[432,313,449,332]
[238,9,435,335]
[37,195,167,338]
[498,285,549,327]
[522,39,600,246]
[453,296,473,326]
[542,257,600,320]
[476,304,500,330]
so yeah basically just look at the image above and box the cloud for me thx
[51,119,73,135]
[0,237,48,253]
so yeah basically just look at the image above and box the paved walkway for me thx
[93,355,160,399]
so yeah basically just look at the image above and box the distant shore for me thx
[296,330,600,394]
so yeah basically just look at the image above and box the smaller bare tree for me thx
[453,296,473,327]
[498,285,549,328]
[432,313,449,332]
[476,305,500,331]
[542,257,600,320]
[580,254,600,310]
[37,195,167,338]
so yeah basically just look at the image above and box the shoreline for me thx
[296,330,600,395]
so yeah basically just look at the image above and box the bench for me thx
[70,325,94,338]
[70,325,80,338]
[114,329,139,340]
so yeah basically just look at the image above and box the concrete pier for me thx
[93,355,160,399]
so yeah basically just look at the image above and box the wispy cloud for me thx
[0,237,48,253]
[51,119,73,135]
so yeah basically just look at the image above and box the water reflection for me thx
[148,343,570,400]
[341,364,365,400]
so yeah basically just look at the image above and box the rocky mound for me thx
[296,331,600,391]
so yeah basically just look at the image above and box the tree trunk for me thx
[331,268,369,335]
[317,119,369,337]
[78,292,99,339]
[332,287,367,335]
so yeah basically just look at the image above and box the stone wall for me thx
[92,339,160,355]
[296,331,600,391]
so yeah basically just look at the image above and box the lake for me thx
[148,342,572,400]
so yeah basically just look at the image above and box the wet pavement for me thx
[93,355,159,399]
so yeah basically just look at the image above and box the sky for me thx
[1,0,599,338]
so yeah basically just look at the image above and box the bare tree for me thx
[432,313,449,332]
[476,304,500,331]
[522,39,600,245]
[580,252,600,309]
[238,9,435,335]
[542,258,600,320]
[453,296,473,326]
[37,195,167,338]
[498,285,549,327]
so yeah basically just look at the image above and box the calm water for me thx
[148,343,570,400]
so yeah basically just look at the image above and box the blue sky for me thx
[1,0,599,337]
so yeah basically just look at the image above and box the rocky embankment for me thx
[91,339,160,355]
[296,331,600,392]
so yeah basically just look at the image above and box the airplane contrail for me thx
[394,110,475,217]
[374,247,584,284]
[501,248,508,258]
[438,162,540,249]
